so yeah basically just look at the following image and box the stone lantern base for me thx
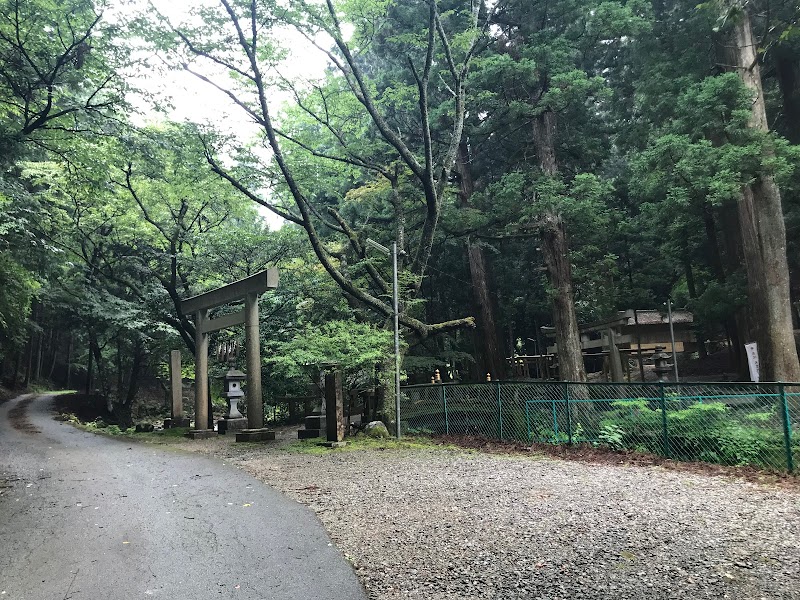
[217,417,248,435]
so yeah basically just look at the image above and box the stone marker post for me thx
[325,371,344,443]
[166,350,191,428]
[170,350,182,418]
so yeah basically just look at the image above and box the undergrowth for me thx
[58,411,190,442]
[284,435,461,455]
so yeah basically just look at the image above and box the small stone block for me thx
[320,441,347,448]
[298,429,322,440]
[163,418,172,429]
[304,415,325,429]
[171,417,190,428]
[185,429,216,440]
[235,428,276,442]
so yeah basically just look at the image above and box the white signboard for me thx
[744,342,760,383]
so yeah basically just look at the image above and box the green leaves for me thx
[0,253,40,345]
[267,320,393,379]
[0,0,127,144]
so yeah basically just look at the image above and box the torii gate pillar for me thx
[180,269,278,440]
[244,291,262,429]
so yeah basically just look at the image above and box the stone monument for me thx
[164,350,190,428]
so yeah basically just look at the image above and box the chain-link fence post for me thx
[440,384,449,435]
[496,381,503,440]
[779,383,794,473]
[659,381,670,458]
[564,381,573,444]
[525,400,531,441]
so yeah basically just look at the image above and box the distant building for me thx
[510,309,696,380]
[542,309,696,355]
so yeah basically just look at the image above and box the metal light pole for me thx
[366,238,402,439]
[667,298,679,382]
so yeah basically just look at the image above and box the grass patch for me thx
[284,434,463,455]
[57,410,190,444]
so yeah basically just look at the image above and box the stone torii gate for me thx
[180,268,278,441]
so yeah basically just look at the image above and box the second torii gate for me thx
[180,268,279,441]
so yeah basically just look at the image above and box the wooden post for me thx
[245,292,263,430]
[325,371,344,442]
[607,328,625,382]
[633,309,645,381]
[193,308,210,433]
[170,350,182,419]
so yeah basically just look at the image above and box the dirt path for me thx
[0,394,366,600]
[183,434,800,600]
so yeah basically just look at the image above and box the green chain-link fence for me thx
[400,381,799,473]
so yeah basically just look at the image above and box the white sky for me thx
[114,1,335,229]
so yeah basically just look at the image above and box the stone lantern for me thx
[652,345,672,382]
[222,368,246,419]
[216,341,248,435]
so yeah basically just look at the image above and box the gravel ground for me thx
[183,436,800,599]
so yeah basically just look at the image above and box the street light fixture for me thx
[365,238,401,439]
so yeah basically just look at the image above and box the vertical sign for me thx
[744,342,760,383]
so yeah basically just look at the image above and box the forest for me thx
[1,0,799,426]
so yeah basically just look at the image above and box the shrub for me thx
[601,400,786,468]
[598,423,625,450]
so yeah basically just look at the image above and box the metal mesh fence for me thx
[401,381,800,473]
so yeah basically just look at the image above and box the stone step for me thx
[185,429,216,440]
[235,428,276,442]
[298,429,322,440]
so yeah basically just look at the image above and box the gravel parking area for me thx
[188,438,800,599]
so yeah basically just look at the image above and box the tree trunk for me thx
[47,330,59,380]
[117,338,144,429]
[456,143,506,380]
[721,8,800,381]
[88,333,110,409]
[85,340,93,396]
[533,111,586,382]
[34,329,44,382]
[775,49,800,144]
[116,334,124,406]
[775,49,800,327]
[12,349,21,388]
[718,203,751,379]
[22,335,33,387]
[64,334,73,388]
[683,253,707,358]
[466,242,505,379]
[540,213,586,381]
[701,203,727,283]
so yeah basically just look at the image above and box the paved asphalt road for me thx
[0,394,367,600]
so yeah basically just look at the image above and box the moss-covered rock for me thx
[365,421,390,438]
